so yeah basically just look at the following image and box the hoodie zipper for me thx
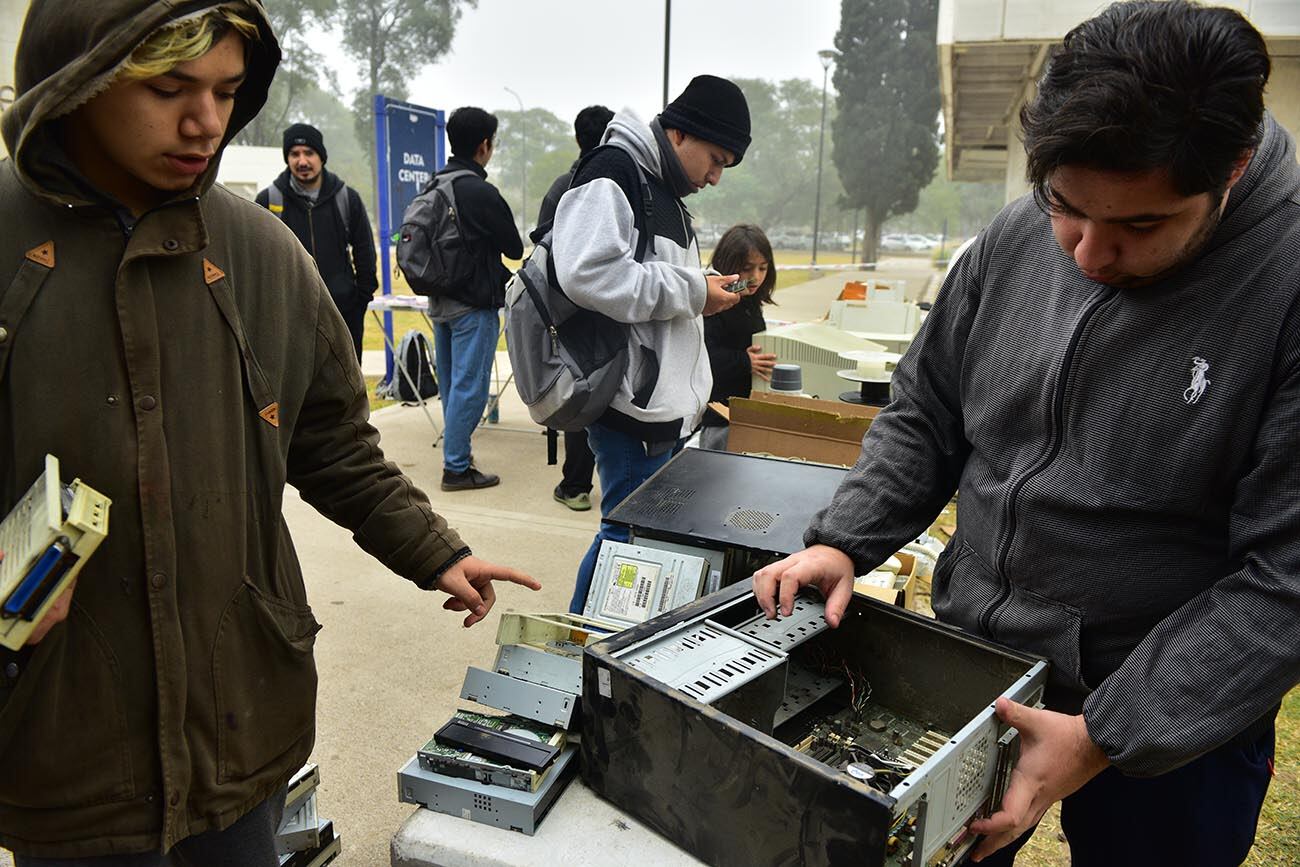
[984,284,1115,636]
[306,202,317,258]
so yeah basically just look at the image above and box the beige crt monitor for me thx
[0,455,111,650]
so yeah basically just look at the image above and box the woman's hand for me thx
[747,345,777,380]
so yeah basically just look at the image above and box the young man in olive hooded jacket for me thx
[0,1,538,861]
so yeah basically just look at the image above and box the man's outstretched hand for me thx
[436,556,541,627]
[969,698,1110,861]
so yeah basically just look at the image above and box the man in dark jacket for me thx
[0,3,537,861]
[754,3,1297,864]
[427,107,523,491]
[255,123,377,361]
[533,104,613,512]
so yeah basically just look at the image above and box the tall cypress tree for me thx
[831,0,941,263]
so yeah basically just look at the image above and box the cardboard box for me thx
[723,392,878,466]
[853,550,918,609]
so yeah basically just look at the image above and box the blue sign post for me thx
[373,95,445,382]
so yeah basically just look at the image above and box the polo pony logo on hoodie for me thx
[1183,357,1211,405]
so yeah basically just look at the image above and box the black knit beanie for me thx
[283,123,327,164]
[658,75,751,166]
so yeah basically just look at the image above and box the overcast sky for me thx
[331,0,843,123]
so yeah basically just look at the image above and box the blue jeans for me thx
[979,719,1275,866]
[569,423,682,613]
[432,308,499,473]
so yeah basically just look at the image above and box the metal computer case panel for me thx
[604,449,848,557]
[581,581,1047,867]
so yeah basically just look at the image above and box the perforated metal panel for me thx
[618,619,785,704]
[639,485,696,523]
[736,595,829,651]
[725,508,777,533]
[953,735,989,815]
[606,449,848,555]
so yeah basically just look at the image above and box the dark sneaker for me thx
[441,467,500,491]
[553,486,592,511]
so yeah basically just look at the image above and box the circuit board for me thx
[791,703,950,789]
[784,701,958,865]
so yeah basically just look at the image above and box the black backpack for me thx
[504,145,654,431]
[396,169,477,296]
[377,329,438,403]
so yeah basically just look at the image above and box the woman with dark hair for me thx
[699,224,779,449]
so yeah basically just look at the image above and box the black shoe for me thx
[441,466,500,491]
[553,485,593,511]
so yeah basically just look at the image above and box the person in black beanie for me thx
[256,123,377,361]
[550,75,751,612]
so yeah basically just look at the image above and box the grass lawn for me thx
[360,248,852,354]
[1247,687,1299,865]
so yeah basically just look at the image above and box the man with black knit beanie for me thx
[550,74,752,613]
[256,123,377,361]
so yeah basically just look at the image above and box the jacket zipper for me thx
[306,203,317,258]
[983,285,1114,636]
[678,200,709,425]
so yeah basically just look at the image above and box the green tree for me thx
[234,0,338,147]
[831,0,941,262]
[292,85,375,209]
[490,107,573,236]
[884,156,1005,239]
[689,78,847,241]
[336,0,474,159]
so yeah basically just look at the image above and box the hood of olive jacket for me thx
[0,2,468,858]
[3,0,279,207]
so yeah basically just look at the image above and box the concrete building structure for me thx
[938,0,1300,201]
[217,144,286,201]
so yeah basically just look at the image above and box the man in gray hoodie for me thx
[755,2,1296,864]
[551,75,749,612]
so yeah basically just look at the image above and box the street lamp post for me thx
[811,49,837,268]
[504,86,527,234]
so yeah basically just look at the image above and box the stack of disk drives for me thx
[276,764,341,866]
[397,611,619,835]
[0,455,111,650]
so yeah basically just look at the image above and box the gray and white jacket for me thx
[552,111,710,442]
[807,114,1300,777]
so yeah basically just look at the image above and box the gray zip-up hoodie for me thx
[807,114,1300,777]
[551,111,710,442]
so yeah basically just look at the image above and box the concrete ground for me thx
[0,258,937,867]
